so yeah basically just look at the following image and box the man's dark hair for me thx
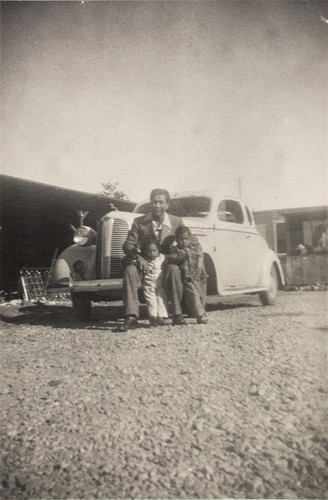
[150,188,170,203]
[175,226,191,239]
[140,238,160,254]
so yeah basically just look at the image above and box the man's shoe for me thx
[197,315,208,324]
[149,316,158,327]
[157,317,166,326]
[119,316,138,331]
[172,314,187,326]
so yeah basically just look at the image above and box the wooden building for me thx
[0,175,135,296]
[254,205,328,285]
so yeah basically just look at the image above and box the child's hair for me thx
[140,238,160,255]
[175,226,191,240]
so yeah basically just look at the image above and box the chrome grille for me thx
[110,219,129,278]
[95,220,103,279]
[96,217,129,279]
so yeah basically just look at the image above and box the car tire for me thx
[259,265,278,306]
[72,294,92,321]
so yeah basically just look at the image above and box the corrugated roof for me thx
[0,174,135,214]
[254,205,328,216]
[278,206,328,217]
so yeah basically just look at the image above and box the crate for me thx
[19,268,50,301]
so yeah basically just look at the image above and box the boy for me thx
[140,239,168,326]
[167,226,208,324]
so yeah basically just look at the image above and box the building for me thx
[254,205,328,285]
[0,175,135,296]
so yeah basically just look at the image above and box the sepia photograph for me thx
[0,0,327,498]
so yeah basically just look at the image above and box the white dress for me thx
[143,254,168,318]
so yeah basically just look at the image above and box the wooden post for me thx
[45,248,59,291]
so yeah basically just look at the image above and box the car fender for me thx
[203,253,219,295]
[258,249,285,288]
[51,244,96,285]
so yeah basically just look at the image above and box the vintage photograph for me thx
[1,0,327,498]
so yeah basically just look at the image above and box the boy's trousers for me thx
[183,280,206,318]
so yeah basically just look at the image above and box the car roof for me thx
[135,191,242,210]
[170,190,241,200]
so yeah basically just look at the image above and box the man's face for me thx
[151,194,168,219]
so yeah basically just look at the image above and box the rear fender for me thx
[204,253,219,295]
[50,244,96,285]
[258,250,285,289]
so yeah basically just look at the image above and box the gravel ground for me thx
[0,291,327,499]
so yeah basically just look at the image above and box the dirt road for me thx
[0,291,327,499]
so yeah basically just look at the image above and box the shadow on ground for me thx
[0,296,261,329]
[206,301,259,312]
[0,303,130,330]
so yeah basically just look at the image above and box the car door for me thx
[214,199,249,291]
[243,205,269,287]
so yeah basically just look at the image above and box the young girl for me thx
[167,226,208,324]
[140,239,168,326]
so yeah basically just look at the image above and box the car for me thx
[50,191,285,320]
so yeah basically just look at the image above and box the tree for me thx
[98,181,129,200]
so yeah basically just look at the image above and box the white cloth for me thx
[143,254,168,318]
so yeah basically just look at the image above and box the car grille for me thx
[96,217,129,279]
[110,219,129,278]
[95,221,103,279]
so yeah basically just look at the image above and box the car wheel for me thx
[259,265,278,306]
[72,294,92,320]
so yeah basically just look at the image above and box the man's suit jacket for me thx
[123,212,184,258]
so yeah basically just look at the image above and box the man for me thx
[120,188,187,331]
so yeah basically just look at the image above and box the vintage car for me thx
[50,191,285,320]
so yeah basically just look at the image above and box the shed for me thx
[280,206,328,285]
[279,206,328,255]
[254,205,328,285]
[0,175,135,296]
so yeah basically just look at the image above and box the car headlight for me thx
[73,226,97,247]
[73,259,86,277]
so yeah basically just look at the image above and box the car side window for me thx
[217,200,244,224]
[245,206,253,225]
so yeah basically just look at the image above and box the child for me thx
[167,226,208,324]
[140,239,168,326]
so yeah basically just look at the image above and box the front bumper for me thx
[70,278,123,294]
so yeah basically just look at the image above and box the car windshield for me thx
[135,197,211,218]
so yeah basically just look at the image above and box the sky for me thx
[1,0,327,210]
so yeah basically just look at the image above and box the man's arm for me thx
[123,220,140,259]
[123,219,150,274]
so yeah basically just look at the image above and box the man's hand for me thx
[136,255,149,275]
[176,248,188,260]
